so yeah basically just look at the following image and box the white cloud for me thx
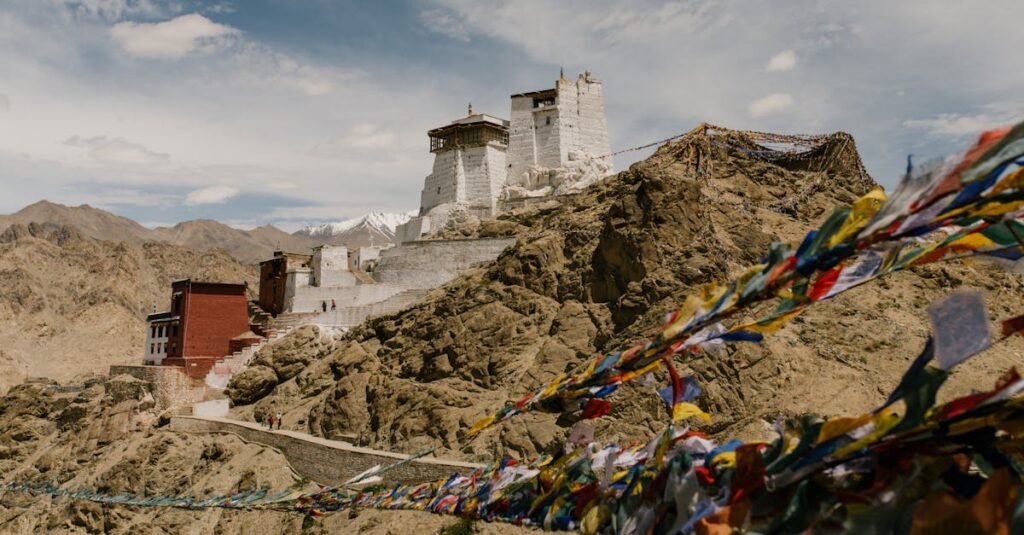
[421,8,470,42]
[64,135,170,164]
[235,46,349,96]
[310,124,398,158]
[748,93,794,117]
[64,0,166,21]
[110,13,238,59]
[903,105,1024,137]
[765,50,796,72]
[185,185,239,205]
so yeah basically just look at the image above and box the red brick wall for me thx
[176,282,249,359]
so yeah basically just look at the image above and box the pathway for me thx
[169,415,482,487]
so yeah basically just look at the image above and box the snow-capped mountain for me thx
[294,210,416,248]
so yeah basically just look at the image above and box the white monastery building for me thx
[505,71,612,197]
[398,71,612,242]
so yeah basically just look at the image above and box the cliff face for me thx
[234,128,1024,459]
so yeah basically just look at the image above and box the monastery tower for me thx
[398,107,510,241]
[506,71,612,194]
[420,108,509,218]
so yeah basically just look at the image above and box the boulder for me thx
[225,366,278,406]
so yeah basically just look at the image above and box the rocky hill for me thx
[0,202,321,264]
[228,127,1024,460]
[0,222,258,392]
[0,375,513,534]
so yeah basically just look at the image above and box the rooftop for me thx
[430,113,509,133]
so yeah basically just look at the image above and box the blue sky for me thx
[1,1,1022,230]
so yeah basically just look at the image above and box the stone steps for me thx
[204,327,294,389]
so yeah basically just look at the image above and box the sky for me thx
[2,0,1023,231]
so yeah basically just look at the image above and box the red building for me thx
[144,279,253,378]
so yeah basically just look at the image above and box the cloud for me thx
[765,50,796,72]
[748,93,794,117]
[64,135,170,164]
[903,104,1024,137]
[236,46,349,96]
[110,13,239,59]
[310,124,398,158]
[0,94,9,111]
[63,0,166,21]
[185,185,239,205]
[421,8,470,42]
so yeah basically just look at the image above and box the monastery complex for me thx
[137,71,614,393]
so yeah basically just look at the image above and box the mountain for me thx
[149,220,320,264]
[0,200,152,244]
[0,202,323,264]
[0,222,258,393]
[294,210,415,248]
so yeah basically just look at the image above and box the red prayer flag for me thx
[581,398,612,419]
[1001,314,1024,338]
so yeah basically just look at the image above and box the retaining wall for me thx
[373,238,514,287]
[169,416,482,486]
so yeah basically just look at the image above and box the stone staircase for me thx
[352,269,376,285]
[205,325,296,390]
[247,301,275,337]
[269,311,321,331]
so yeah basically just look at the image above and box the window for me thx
[150,343,155,354]
[151,326,156,338]
[171,325,178,337]
[437,186,441,194]
[546,116,551,126]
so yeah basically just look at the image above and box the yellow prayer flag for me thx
[467,415,495,436]
[673,402,712,423]
[581,503,612,535]
[816,413,873,445]
[829,188,887,247]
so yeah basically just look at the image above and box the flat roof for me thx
[146,312,178,321]
[171,279,247,289]
[511,88,557,99]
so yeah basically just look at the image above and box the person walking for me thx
[276,412,283,430]
[331,299,336,311]
[321,300,327,312]
[267,413,275,430]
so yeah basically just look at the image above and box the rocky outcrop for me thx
[226,366,278,406]
[226,326,337,406]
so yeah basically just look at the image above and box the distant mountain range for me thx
[294,210,416,248]
[0,201,416,264]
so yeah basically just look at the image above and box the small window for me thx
[546,116,551,126]
[437,186,441,194]
[150,343,155,354]
[151,326,156,338]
